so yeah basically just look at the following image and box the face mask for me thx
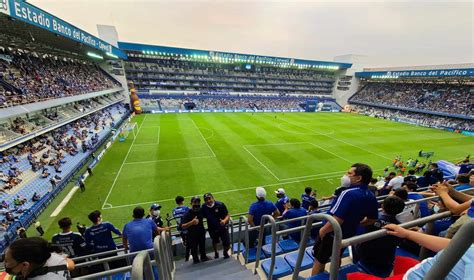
[192,205,200,211]
[206,202,215,208]
[341,175,351,188]
[152,210,160,217]
[433,205,440,213]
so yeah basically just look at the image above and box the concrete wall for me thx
[332,54,368,106]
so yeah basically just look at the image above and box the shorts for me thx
[209,227,230,247]
[312,233,344,264]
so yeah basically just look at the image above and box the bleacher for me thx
[0,103,129,248]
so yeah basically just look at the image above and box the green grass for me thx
[27,112,473,239]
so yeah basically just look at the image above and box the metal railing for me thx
[131,252,154,280]
[71,230,175,279]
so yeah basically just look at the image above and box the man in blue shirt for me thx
[311,163,379,276]
[122,207,159,253]
[454,174,472,191]
[173,195,191,261]
[85,210,124,271]
[301,187,316,210]
[52,217,87,258]
[84,210,121,253]
[274,188,289,214]
[282,198,307,242]
[248,187,280,247]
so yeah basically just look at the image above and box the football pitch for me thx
[34,112,473,238]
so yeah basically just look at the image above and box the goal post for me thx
[119,122,138,142]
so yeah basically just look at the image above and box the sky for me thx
[29,0,473,68]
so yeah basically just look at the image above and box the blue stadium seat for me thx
[303,264,360,280]
[261,257,293,279]
[232,242,244,252]
[265,234,279,244]
[242,247,266,262]
[305,247,314,260]
[262,243,283,257]
[284,251,314,270]
[278,239,299,252]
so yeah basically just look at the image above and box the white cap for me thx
[275,188,285,195]
[256,187,266,198]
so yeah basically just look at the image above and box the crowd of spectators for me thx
[158,96,305,111]
[5,160,472,279]
[351,82,473,116]
[125,58,335,95]
[0,104,125,230]
[0,49,120,108]
[354,105,474,131]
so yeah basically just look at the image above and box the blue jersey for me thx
[282,207,307,241]
[173,205,190,232]
[84,222,121,253]
[329,184,379,238]
[249,200,277,226]
[408,193,430,217]
[301,193,315,210]
[123,219,157,252]
[52,232,87,257]
[275,195,289,214]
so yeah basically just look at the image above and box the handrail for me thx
[75,248,154,268]
[131,251,155,280]
[254,215,277,278]
[153,234,166,280]
[425,220,474,280]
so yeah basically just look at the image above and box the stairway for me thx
[174,257,260,280]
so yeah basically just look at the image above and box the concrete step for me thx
[174,256,260,280]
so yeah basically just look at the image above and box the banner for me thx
[356,68,474,78]
[5,0,126,58]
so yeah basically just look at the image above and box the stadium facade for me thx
[0,0,472,267]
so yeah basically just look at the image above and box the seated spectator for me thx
[393,189,419,223]
[274,188,289,215]
[402,182,430,218]
[247,187,280,248]
[32,192,41,202]
[282,198,307,242]
[353,196,405,277]
[301,186,316,210]
[454,173,472,191]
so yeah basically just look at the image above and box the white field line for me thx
[191,119,216,157]
[244,142,308,147]
[307,142,353,164]
[124,156,215,165]
[279,118,392,161]
[133,126,160,146]
[50,186,79,217]
[101,118,145,209]
[101,173,345,210]
[242,145,280,181]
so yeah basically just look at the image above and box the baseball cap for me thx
[256,187,266,198]
[203,193,213,199]
[150,203,162,210]
[275,188,286,195]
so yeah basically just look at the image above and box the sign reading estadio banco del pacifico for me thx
[356,68,474,78]
[0,0,126,58]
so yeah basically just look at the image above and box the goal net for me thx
[119,122,138,142]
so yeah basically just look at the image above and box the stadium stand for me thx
[0,49,120,108]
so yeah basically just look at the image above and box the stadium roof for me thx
[355,63,474,79]
[118,41,352,70]
[0,0,126,59]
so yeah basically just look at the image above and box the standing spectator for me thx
[274,188,289,215]
[34,220,44,236]
[311,163,379,276]
[173,195,191,261]
[122,207,159,253]
[301,186,316,210]
[201,193,231,259]
[84,210,121,254]
[353,196,405,277]
[3,237,74,280]
[78,179,85,192]
[146,203,169,237]
[282,198,307,242]
[248,187,280,248]
[52,217,87,258]
[181,196,210,264]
